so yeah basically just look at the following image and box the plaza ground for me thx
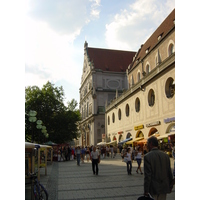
[25,154,175,200]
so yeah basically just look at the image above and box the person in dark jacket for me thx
[144,136,174,200]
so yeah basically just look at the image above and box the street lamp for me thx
[36,120,43,143]
[28,110,37,142]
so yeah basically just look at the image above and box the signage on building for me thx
[146,121,160,127]
[102,134,105,139]
[134,124,144,130]
[164,117,175,124]
[118,131,123,134]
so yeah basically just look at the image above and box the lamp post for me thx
[36,120,43,144]
[28,110,37,142]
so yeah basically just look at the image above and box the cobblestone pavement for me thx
[28,154,175,200]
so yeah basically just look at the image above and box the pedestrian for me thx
[76,146,81,166]
[102,146,106,159]
[110,145,113,158]
[136,146,143,174]
[81,146,85,163]
[86,147,90,162]
[68,146,71,161]
[125,147,132,175]
[143,144,148,155]
[113,146,117,158]
[71,147,74,160]
[106,146,109,157]
[90,146,99,175]
[144,136,174,200]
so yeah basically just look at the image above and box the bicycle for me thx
[29,172,48,200]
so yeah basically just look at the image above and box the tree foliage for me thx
[25,81,81,144]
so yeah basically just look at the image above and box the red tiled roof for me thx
[129,8,175,71]
[87,47,136,72]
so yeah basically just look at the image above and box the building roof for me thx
[129,8,175,72]
[87,47,136,72]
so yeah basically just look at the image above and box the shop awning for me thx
[157,132,175,140]
[125,137,144,145]
[97,142,106,146]
[118,137,132,145]
[106,141,117,145]
[25,142,40,149]
[136,138,147,144]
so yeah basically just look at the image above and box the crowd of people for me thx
[54,138,175,200]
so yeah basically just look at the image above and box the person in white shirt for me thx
[90,146,100,175]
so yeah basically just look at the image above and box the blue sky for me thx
[25,0,175,106]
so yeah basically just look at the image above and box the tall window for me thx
[135,97,140,112]
[146,64,150,74]
[148,89,155,107]
[165,77,175,98]
[137,72,141,82]
[125,104,130,117]
[108,116,110,125]
[118,109,121,120]
[112,113,115,123]
[168,43,175,56]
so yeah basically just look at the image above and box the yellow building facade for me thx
[105,9,175,145]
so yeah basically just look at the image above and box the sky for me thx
[25,0,175,106]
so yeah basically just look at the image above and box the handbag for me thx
[137,194,154,200]
[123,157,128,163]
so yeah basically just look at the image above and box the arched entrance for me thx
[136,130,144,138]
[119,134,124,142]
[148,127,158,137]
[126,132,132,139]
[113,136,117,141]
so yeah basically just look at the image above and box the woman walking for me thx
[76,146,81,166]
[86,147,90,162]
[125,148,132,175]
[136,146,143,174]
[90,146,99,175]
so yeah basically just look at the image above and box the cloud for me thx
[26,0,101,37]
[105,0,175,51]
[90,0,101,18]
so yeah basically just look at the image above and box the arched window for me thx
[125,104,130,117]
[165,77,175,98]
[168,43,175,56]
[148,89,155,107]
[118,109,121,120]
[131,75,134,86]
[112,113,115,123]
[137,72,141,82]
[108,116,110,125]
[135,97,140,113]
[146,64,150,74]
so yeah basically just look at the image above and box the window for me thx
[148,89,155,107]
[146,64,150,74]
[131,75,134,86]
[135,97,140,113]
[89,104,92,115]
[98,106,105,113]
[118,109,121,120]
[108,116,110,125]
[168,43,175,56]
[165,77,175,98]
[125,104,130,117]
[137,72,141,82]
[112,113,115,123]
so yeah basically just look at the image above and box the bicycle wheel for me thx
[33,184,40,200]
[39,183,48,200]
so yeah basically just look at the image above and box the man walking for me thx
[144,136,174,200]
[90,146,99,175]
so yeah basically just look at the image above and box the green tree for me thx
[25,81,81,143]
